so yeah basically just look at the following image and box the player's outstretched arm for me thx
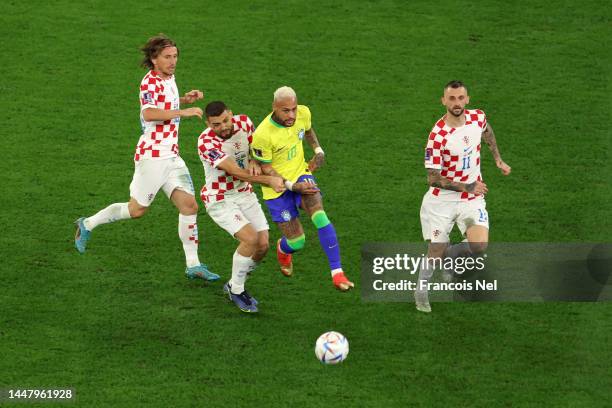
[427,169,488,195]
[180,90,204,105]
[482,124,511,175]
[258,162,284,179]
[248,159,262,176]
[142,107,203,121]
[218,158,285,193]
[259,163,319,195]
[305,128,325,172]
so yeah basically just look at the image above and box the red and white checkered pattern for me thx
[187,223,199,245]
[198,115,255,203]
[134,70,181,162]
[424,109,487,201]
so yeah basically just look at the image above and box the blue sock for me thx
[317,223,342,270]
[280,236,294,254]
[280,235,305,254]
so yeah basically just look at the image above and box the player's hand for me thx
[248,160,262,176]
[183,90,204,104]
[268,176,286,193]
[496,159,512,176]
[308,153,325,172]
[467,180,488,195]
[179,107,203,119]
[293,181,320,195]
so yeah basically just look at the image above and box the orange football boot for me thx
[277,239,293,277]
[332,272,354,291]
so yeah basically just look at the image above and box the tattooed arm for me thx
[427,169,488,195]
[482,123,511,175]
[305,128,325,172]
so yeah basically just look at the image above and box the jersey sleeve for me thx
[424,131,445,170]
[468,109,487,131]
[140,76,162,112]
[198,135,228,168]
[299,105,312,131]
[236,114,255,144]
[479,110,488,131]
[251,129,273,163]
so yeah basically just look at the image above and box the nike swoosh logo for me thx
[328,244,338,249]
[274,145,287,152]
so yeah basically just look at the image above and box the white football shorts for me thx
[420,191,489,243]
[129,156,195,207]
[205,191,269,237]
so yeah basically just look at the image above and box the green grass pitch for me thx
[2,1,611,406]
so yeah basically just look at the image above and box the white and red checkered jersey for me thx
[198,115,255,203]
[134,70,181,162]
[424,109,487,201]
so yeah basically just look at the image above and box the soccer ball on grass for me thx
[315,331,349,364]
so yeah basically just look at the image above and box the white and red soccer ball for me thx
[315,331,349,364]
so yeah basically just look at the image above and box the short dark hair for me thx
[205,101,228,118]
[140,34,178,70]
[444,80,467,92]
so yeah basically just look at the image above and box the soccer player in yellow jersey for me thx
[251,86,354,291]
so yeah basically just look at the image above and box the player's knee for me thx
[183,200,199,215]
[428,242,447,258]
[469,242,488,255]
[287,234,306,251]
[310,210,330,229]
[243,233,259,248]
[129,204,148,219]
[257,239,270,256]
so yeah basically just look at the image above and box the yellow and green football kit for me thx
[251,105,312,200]
[251,103,351,289]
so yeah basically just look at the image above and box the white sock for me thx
[445,241,472,259]
[246,260,260,277]
[84,202,131,231]
[230,250,256,294]
[416,260,434,294]
[331,268,343,277]
[178,214,200,268]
